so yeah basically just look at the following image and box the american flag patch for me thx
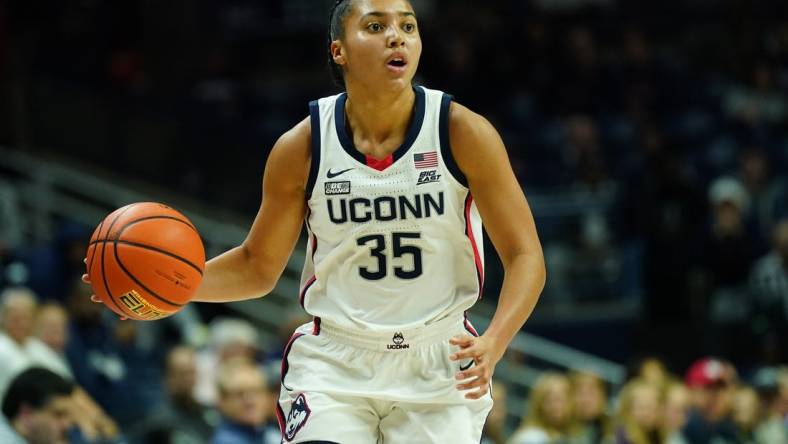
[414,151,438,169]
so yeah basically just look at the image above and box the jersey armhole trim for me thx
[305,100,321,200]
[439,93,468,188]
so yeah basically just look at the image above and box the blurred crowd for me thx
[0,283,786,443]
[0,283,291,444]
[486,357,788,444]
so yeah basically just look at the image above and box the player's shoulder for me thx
[447,101,495,140]
[270,117,311,165]
[448,101,500,154]
[445,101,504,178]
[276,116,311,154]
[265,117,311,187]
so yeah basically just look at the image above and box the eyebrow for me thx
[360,11,417,20]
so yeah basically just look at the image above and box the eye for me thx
[403,23,416,33]
[367,22,383,32]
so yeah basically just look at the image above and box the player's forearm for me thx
[192,244,275,302]
[484,252,546,347]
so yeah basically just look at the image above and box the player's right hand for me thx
[83,258,127,320]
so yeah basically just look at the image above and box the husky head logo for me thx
[393,332,404,345]
[284,393,311,441]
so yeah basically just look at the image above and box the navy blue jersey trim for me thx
[281,332,305,391]
[306,100,321,200]
[334,85,426,165]
[439,93,468,187]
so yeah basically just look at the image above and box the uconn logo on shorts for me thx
[285,393,311,441]
[387,332,409,350]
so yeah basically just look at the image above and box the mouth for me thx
[386,54,408,73]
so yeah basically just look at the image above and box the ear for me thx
[17,403,33,418]
[13,403,34,431]
[330,40,346,66]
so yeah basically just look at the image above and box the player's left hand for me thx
[449,334,505,399]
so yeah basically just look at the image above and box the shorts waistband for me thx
[318,315,466,351]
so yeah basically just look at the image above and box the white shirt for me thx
[0,415,26,444]
[0,333,72,399]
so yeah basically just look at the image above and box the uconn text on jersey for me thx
[327,191,445,224]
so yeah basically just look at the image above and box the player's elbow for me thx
[532,250,547,292]
[240,243,279,297]
[504,247,546,290]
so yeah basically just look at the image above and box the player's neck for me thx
[344,84,415,157]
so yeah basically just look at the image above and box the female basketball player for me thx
[86,0,545,442]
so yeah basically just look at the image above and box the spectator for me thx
[570,370,611,443]
[749,219,788,364]
[614,379,663,444]
[65,277,157,427]
[683,357,739,444]
[779,368,788,418]
[0,287,71,397]
[35,302,69,354]
[1,288,122,444]
[68,387,123,444]
[731,385,760,443]
[212,358,278,444]
[723,62,787,127]
[663,382,690,444]
[127,345,215,444]
[482,381,509,444]
[508,373,579,444]
[34,302,72,376]
[700,177,760,361]
[195,317,261,406]
[751,367,788,444]
[631,356,670,391]
[0,367,74,444]
[738,148,788,247]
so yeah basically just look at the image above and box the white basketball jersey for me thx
[299,85,484,331]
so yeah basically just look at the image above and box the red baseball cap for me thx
[685,358,727,388]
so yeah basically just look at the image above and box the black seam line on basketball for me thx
[117,215,199,235]
[86,218,104,277]
[114,240,203,276]
[102,204,138,315]
[112,239,186,308]
[114,215,203,276]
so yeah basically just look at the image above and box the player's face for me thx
[334,0,421,90]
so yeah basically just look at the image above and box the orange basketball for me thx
[85,202,205,321]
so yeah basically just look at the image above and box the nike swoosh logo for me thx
[327,168,354,178]
[460,360,475,371]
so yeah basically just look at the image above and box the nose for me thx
[386,25,405,48]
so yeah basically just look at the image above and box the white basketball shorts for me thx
[275,314,493,443]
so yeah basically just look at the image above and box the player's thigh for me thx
[379,397,493,444]
[278,390,379,443]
